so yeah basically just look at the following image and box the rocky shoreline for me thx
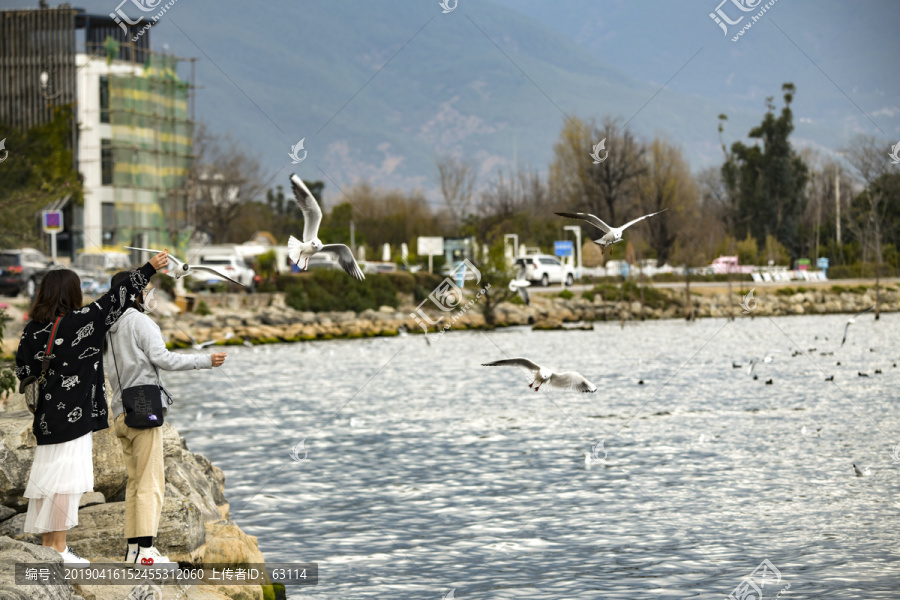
[0,392,276,600]
[150,285,900,347]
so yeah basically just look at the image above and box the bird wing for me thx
[290,173,323,242]
[124,246,183,273]
[125,246,165,254]
[167,254,186,271]
[190,266,247,287]
[198,339,218,349]
[548,371,597,392]
[619,208,668,231]
[482,358,542,375]
[851,305,875,320]
[518,286,530,306]
[841,322,851,347]
[555,212,611,233]
[318,244,365,280]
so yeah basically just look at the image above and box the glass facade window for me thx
[102,202,116,245]
[99,76,110,124]
[101,139,113,185]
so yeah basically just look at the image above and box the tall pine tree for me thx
[721,83,809,258]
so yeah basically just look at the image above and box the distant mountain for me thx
[10,0,899,204]
[489,0,900,146]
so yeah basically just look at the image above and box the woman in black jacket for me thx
[14,251,167,564]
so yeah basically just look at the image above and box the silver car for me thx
[194,255,257,291]
[515,254,575,287]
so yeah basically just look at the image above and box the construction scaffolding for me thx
[0,8,78,132]
[101,40,194,252]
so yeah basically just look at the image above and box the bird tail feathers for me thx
[288,235,303,265]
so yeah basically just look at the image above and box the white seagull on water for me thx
[841,305,875,347]
[125,247,246,287]
[853,463,872,477]
[555,209,667,255]
[287,174,365,280]
[482,358,597,392]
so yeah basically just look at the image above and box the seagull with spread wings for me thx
[508,264,531,305]
[287,174,365,280]
[187,331,233,352]
[482,358,597,392]
[841,305,875,347]
[125,247,246,287]
[555,209,667,254]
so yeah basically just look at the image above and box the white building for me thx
[74,52,143,252]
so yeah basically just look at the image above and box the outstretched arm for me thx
[136,315,215,371]
[69,251,167,331]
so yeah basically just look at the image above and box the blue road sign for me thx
[554,240,573,257]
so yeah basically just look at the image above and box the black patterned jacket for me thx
[15,263,156,445]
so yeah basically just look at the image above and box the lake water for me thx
[163,313,900,599]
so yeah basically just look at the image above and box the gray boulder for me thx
[161,425,226,523]
[0,407,126,513]
[0,536,81,600]
[0,498,206,564]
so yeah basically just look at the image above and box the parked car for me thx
[515,255,575,287]
[0,248,52,296]
[192,255,256,291]
[305,254,343,273]
[73,251,131,272]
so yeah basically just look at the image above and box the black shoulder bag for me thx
[18,316,63,414]
[108,335,172,428]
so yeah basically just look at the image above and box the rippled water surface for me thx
[163,314,900,599]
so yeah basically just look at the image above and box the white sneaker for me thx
[125,543,139,564]
[134,546,177,570]
[59,546,90,565]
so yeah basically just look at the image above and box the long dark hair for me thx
[110,271,144,313]
[30,269,82,323]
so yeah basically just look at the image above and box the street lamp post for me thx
[503,234,518,263]
[564,225,582,277]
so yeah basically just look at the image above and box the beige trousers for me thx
[114,414,165,538]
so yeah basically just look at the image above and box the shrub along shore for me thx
[156,279,900,348]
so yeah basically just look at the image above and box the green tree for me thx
[0,105,83,249]
[721,84,808,257]
[736,234,759,265]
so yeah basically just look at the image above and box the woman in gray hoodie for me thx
[104,271,225,568]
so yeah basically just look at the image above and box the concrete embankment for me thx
[150,284,900,346]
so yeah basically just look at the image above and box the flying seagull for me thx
[125,247,246,287]
[555,209,667,254]
[841,305,875,347]
[287,173,365,280]
[508,266,531,306]
[187,331,233,351]
[746,350,781,375]
[482,358,597,392]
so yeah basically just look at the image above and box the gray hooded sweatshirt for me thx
[104,307,212,419]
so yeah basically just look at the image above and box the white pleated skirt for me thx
[23,432,94,534]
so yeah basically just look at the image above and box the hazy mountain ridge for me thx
[9,0,899,203]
